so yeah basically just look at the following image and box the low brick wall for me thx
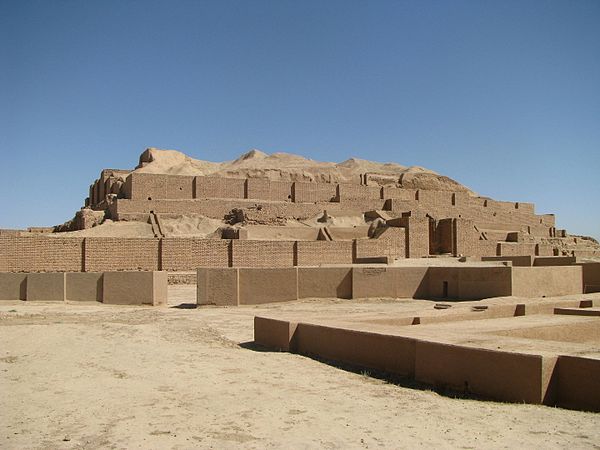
[0,272,167,305]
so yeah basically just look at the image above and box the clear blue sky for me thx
[1,0,599,239]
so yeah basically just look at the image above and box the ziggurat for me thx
[1,147,598,273]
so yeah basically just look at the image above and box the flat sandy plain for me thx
[2,287,599,449]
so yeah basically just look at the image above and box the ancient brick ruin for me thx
[1,148,599,412]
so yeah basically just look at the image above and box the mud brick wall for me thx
[536,244,554,257]
[165,175,195,199]
[515,202,535,214]
[527,224,553,237]
[113,198,329,222]
[231,240,295,267]
[337,184,382,201]
[539,214,556,227]
[84,238,160,271]
[94,181,101,205]
[490,200,517,211]
[382,187,417,201]
[124,173,168,200]
[454,218,478,257]
[246,179,293,202]
[296,241,353,265]
[355,240,390,259]
[292,182,337,203]
[195,176,246,199]
[417,190,454,208]
[452,192,470,207]
[98,177,105,202]
[113,199,232,218]
[0,236,84,272]
[246,178,271,200]
[336,198,388,213]
[406,217,429,258]
[574,249,600,258]
[384,198,420,213]
[269,181,294,202]
[0,229,23,237]
[161,238,230,270]
[433,218,454,254]
[103,179,112,198]
[117,173,550,235]
[375,227,408,259]
[475,241,499,257]
[498,242,537,257]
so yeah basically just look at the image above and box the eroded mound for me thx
[135,147,472,192]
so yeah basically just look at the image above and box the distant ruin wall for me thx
[296,241,354,266]
[161,238,230,271]
[498,243,537,257]
[356,227,407,259]
[195,176,245,199]
[0,236,400,272]
[292,181,337,203]
[512,266,582,297]
[112,198,390,222]
[454,218,478,257]
[114,173,552,234]
[99,171,550,217]
[84,238,160,272]
[0,236,84,272]
[406,217,429,258]
[166,175,195,199]
[231,240,296,267]
[0,233,573,273]
[476,241,500,257]
[0,271,167,305]
[337,183,382,201]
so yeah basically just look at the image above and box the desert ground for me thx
[1,287,599,449]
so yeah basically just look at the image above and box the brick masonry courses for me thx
[11,169,593,274]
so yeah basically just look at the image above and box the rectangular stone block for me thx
[579,262,600,294]
[65,272,103,302]
[26,273,66,301]
[512,266,582,297]
[254,317,298,351]
[0,273,27,300]
[298,267,352,299]
[533,256,576,266]
[352,267,428,299]
[295,324,416,377]
[482,256,532,266]
[415,341,557,404]
[197,268,239,306]
[556,355,600,412]
[238,268,298,305]
[103,271,167,306]
[425,266,513,300]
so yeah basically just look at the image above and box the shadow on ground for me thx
[238,340,490,402]
[170,303,197,309]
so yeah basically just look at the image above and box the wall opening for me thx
[442,281,449,298]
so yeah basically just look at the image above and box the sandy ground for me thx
[1,288,599,449]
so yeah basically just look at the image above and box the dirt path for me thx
[1,288,599,449]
